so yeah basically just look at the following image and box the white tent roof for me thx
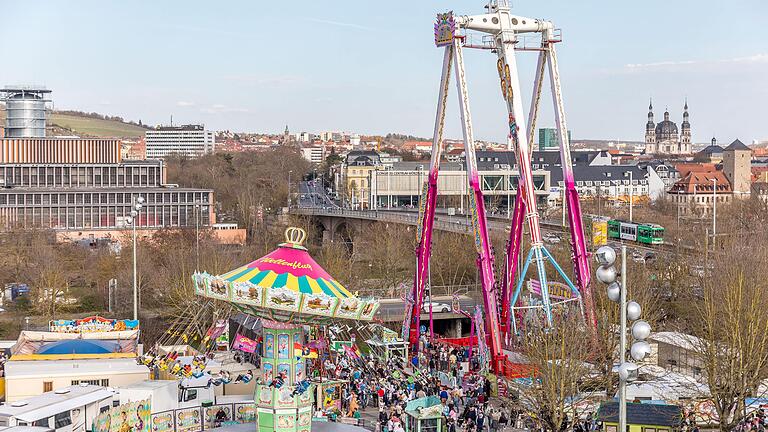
[648,331,702,352]
[0,385,114,422]
[5,357,148,379]
[625,365,709,401]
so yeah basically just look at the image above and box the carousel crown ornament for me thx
[282,227,308,249]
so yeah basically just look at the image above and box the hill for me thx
[0,109,148,138]
[49,113,147,138]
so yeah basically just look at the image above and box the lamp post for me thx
[287,170,293,209]
[125,196,145,321]
[711,178,717,250]
[595,245,652,432]
[629,171,633,222]
[194,202,201,270]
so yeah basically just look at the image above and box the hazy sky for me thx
[2,0,766,144]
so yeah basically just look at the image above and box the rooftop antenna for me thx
[170,115,173,127]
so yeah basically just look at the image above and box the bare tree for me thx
[515,314,592,432]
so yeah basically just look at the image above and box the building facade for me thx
[644,100,692,155]
[668,140,752,215]
[538,128,571,151]
[145,124,215,159]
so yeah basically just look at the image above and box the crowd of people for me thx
[315,337,515,432]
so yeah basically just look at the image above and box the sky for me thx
[1,0,767,144]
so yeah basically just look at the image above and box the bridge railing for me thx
[290,207,474,235]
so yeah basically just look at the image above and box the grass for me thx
[50,113,147,138]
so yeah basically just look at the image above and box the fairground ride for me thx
[405,0,594,374]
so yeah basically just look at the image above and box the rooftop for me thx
[598,401,682,427]
[4,357,148,378]
[0,385,114,422]
[724,139,751,151]
[668,170,731,194]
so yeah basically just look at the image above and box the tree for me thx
[690,229,768,431]
[515,314,592,432]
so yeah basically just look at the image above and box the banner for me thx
[150,411,174,432]
[92,399,150,432]
[51,316,139,333]
[175,408,201,432]
[234,404,257,423]
[527,280,578,301]
[232,334,257,353]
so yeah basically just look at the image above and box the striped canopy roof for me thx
[218,241,353,299]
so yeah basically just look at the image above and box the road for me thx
[375,295,480,322]
[297,180,340,209]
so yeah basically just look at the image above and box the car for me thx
[543,233,561,244]
[422,302,451,313]
[644,252,657,263]
[632,251,645,263]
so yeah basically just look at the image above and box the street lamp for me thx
[595,245,652,432]
[194,202,201,270]
[711,178,717,250]
[287,170,293,209]
[629,170,633,222]
[125,196,145,321]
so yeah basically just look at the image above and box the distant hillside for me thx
[0,108,148,138]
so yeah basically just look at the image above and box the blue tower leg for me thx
[510,248,535,335]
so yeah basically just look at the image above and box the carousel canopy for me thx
[193,227,379,322]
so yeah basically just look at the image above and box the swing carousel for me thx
[192,227,380,432]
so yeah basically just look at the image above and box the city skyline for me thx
[1,0,766,143]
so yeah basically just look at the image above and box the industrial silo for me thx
[1,86,51,138]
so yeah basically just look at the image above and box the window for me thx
[44,381,53,392]
[182,389,198,402]
[55,411,72,429]
[101,379,110,387]
[100,406,110,414]
[72,379,101,386]
[33,419,49,428]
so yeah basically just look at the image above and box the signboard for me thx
[527,280,578,301]
[434,12,456,47]
[591,218,608,247]
[204,405,232,427]
[150,411,175,432]
[175,408,202,432]
[234,403,257,423]
[92,399,151,432]
[50,316,139,333]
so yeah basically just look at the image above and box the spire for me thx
[711,136,716,146]
[684,97,688,111]
[647,98,654,125]
[664,107,670,121]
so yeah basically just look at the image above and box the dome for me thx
[655,120,678,136]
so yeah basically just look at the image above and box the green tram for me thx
[607,219,665,244]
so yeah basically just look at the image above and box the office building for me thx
[538,128,572,151]
[145,124,215,159]
[0,87,217,238]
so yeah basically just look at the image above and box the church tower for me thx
[644,99,656,154]
[723,139,752,197]
[680,100,691,153]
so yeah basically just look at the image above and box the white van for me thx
[0,385,114,432]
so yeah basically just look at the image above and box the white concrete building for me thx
[145,125,215,159]
[300,146,325,164]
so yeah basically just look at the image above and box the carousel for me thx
[192,227,379,432]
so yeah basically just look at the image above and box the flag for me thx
[294,342,304,359]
